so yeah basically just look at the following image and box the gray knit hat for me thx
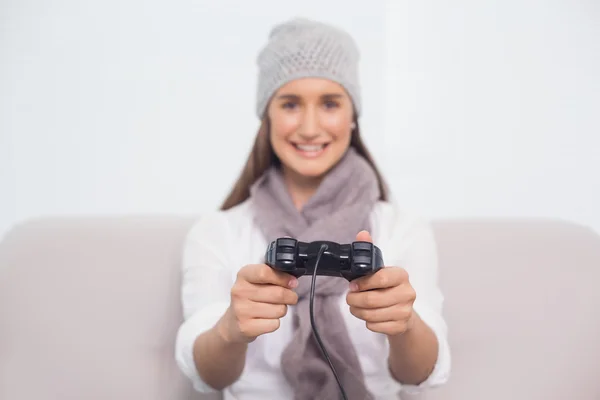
[255,17,361,118]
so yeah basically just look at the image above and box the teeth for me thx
[296,144,325,151]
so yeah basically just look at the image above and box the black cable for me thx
[310,244,349,400]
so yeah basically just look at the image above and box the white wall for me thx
[0,0,387,237]
[382,1,599,231]
[1,0,598,239]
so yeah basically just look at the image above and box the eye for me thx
[282,101,297,109]
[323,100,339,109]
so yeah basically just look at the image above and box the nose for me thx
[298,131,320,141]
[297,107,321,141]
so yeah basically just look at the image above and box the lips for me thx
[295,144,326,151]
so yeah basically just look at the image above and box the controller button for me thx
[353,255,372,265]
[277,238,297,248]
[276,253,295,262]
[353,242,372,251]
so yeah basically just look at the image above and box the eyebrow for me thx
[276,93,344,100]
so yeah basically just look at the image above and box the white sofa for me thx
[1,216,599,399]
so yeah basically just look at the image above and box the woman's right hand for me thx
[217,263,299,344]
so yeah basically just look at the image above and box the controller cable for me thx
[309,244,349,400]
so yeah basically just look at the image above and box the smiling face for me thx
[267,77,355,183]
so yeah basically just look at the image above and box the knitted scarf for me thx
[249,147,380,400]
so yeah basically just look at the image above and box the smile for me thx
[291,143,330,158]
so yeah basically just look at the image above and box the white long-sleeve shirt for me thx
[175,199,451,399]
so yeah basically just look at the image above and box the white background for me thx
[1,0,599,239]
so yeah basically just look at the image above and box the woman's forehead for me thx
[275,78,349,99]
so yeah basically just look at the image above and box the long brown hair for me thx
[220,115,389,211]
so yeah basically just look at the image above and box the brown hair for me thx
[220,115,389,211]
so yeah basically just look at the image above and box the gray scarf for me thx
[249,147,380,400]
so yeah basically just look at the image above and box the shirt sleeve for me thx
[384,209,451,394]
[174,211,235,393]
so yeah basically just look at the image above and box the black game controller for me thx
[265,237,384,281]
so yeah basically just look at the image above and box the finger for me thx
[235,300,288,320]
[245,283,299,305]
[365,320,409,336]
[355,230,373,243]
[239,264,298,288]
[349,303,412,323]
[238,318,281,339]
[346,285,415,309]
[350,267,409,292]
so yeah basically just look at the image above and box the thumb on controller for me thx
[356,230,373,243]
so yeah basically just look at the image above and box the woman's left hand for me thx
[346,230,417,336]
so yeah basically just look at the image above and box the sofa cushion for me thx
[0,216,216,400]
[404,219,600,400]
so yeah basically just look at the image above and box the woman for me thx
[175,17,450,400]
